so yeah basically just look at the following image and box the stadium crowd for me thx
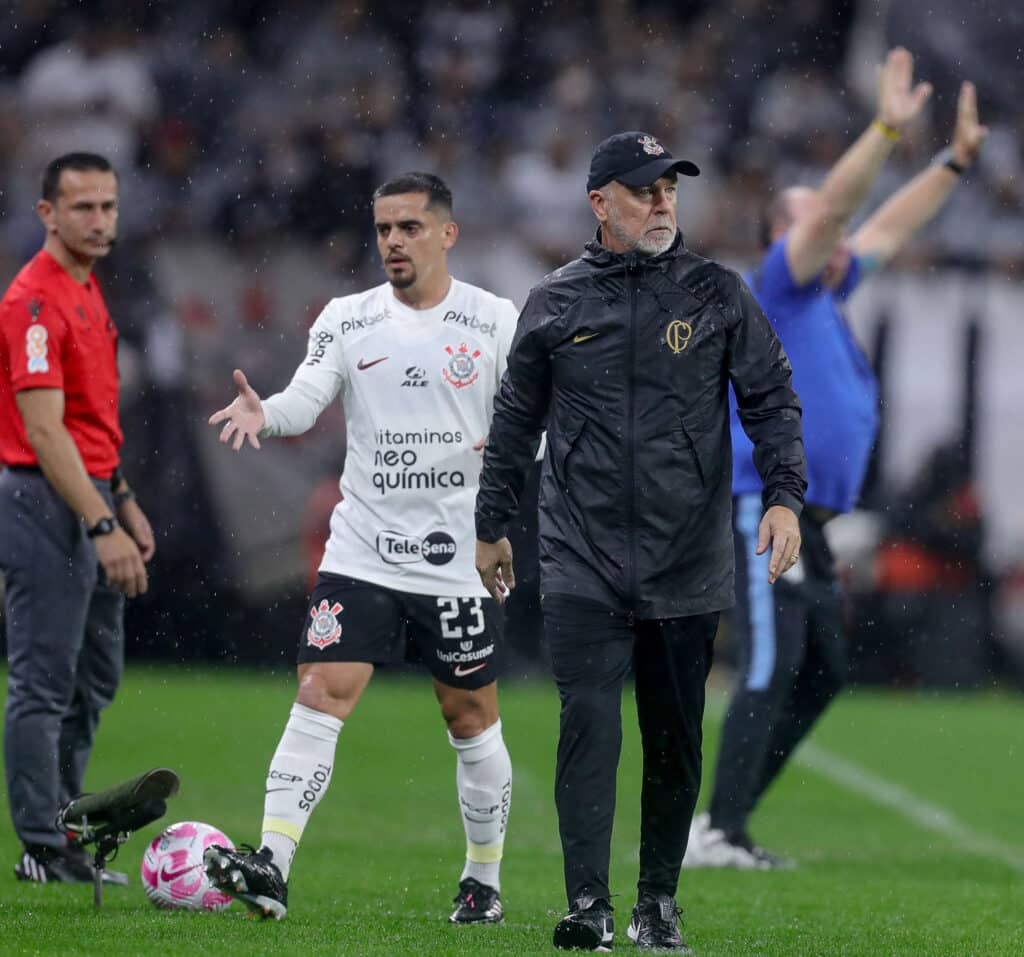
[0,0,1022,679]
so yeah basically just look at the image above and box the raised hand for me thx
[208,369,266,451]
[877,47,932,131]
[951,81,988,167]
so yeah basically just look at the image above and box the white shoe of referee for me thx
[682,812,794,870]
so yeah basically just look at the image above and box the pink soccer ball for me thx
[141,821,235,911]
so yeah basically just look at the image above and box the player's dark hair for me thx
[42,152,116,202]
[373,172,453,219]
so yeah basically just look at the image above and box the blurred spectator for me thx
[18,15,158,174]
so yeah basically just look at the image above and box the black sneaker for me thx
[553,896,614,951]
[627,893,691,953]
[15,844,94,883]
[449,877,504,923]
[203,844,288,920]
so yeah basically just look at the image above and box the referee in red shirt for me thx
[0,152,154,884]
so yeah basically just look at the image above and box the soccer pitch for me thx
[0,666,1021,956]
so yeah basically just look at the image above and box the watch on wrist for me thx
[86,516,118,538]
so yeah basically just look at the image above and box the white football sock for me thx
[448,719,512,890]
[260,702,342,880]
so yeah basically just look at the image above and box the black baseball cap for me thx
[587,131,700,192]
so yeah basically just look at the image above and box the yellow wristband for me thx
[872,119,901,142]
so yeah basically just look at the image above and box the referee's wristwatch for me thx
[86,516,118,538]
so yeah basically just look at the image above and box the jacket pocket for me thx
[553,413,588,489]
[677,414,718,488]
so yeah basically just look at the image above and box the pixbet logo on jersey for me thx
[376,530,457,566]
[441,310,497,338]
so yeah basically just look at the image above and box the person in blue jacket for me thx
[685,49,988,869]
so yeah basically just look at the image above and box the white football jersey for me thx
[262,278,519,596]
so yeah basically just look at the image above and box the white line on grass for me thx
[794,743,1024,875]
[704,690,1024,875]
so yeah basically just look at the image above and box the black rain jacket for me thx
[476,232,806,617]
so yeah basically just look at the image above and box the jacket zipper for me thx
[626,253,638,610]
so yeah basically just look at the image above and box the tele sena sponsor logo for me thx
[376,530,456,566]
[441,310,496,337]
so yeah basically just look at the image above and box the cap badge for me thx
[638,135,665,156]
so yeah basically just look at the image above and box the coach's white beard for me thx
[635,232,675,256]
[607,218,675,257]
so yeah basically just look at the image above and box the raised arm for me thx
[784,47,932,285]
[850,81,988,266]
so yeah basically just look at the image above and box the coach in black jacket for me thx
[476,132,806,952]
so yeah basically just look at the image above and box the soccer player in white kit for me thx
[203,174,519,923]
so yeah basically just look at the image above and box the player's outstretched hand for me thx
[757,505,802,585]
[877,47,932,131]
[476,537,515,604]
[208,369,266,451]
[951,81,988,167]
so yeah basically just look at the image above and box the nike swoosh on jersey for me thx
[453,662,488,677]
[357,356,389,370]
[573,332,600,343]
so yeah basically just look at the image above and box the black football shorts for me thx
[296,572,503,689]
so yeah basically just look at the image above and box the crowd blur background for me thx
[1,0,1023,686]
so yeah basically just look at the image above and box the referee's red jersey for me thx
[0,250,122,477]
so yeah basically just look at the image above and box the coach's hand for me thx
[95,527,149,597]
[757,505,802,585]
[476,537,515,604]
[209,369,266,451]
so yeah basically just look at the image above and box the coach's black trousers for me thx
[543,593,717,905]
[0,469,124,848]
[708,495,846,836]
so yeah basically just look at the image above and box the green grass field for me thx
[1,666,1021,956]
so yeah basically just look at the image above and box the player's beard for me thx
[386,262,416,289]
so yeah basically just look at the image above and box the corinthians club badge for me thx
[442,342,481,389]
